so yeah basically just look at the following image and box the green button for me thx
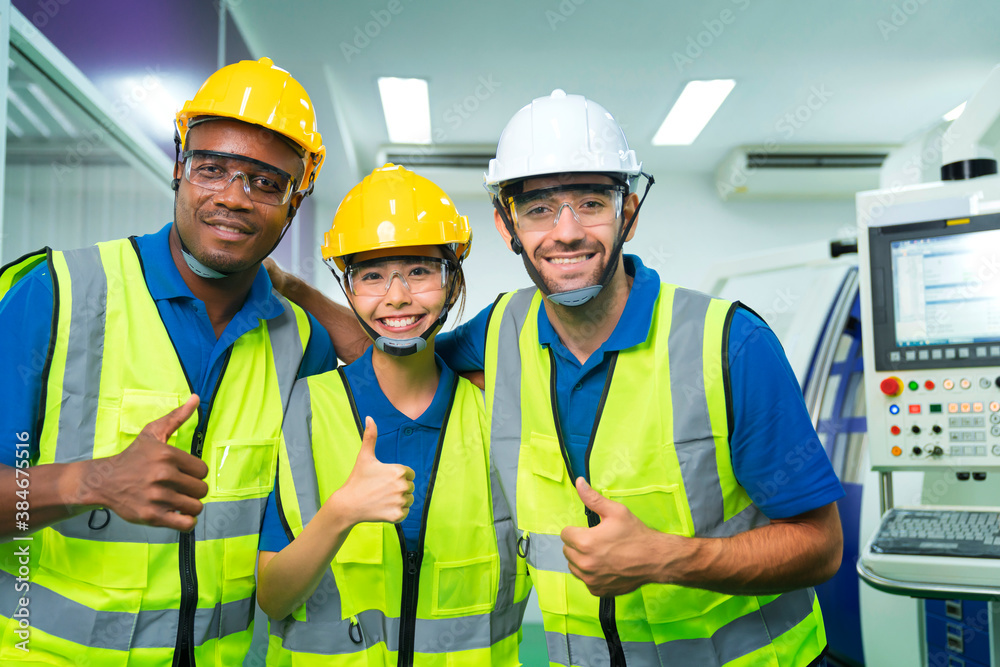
[908,381,919,391]
[930,404,942,413]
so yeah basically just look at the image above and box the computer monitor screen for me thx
[891,229,1000,347]
[868,213,1000,371]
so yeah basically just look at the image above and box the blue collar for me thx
[350,345,457,429]
[133,222,285,320]
[537,254,660,353]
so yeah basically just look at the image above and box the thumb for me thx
[359,416,379,460]
[575,477,611,517]
[146,394,199,442]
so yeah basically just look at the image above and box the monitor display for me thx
[891,228,1000,348]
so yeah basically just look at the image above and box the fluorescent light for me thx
[378,77,431,144]
[6,117,24,138]
[26,83,78,138]
[652,79,735,146]
[7,89,51,138]
[943,102,966,122]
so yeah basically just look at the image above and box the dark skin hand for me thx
[0,394,209,541]
[92,394,209,531]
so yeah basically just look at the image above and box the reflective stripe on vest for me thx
[485,286,825,667]
[0,239,310,663]
[271,369,528,664]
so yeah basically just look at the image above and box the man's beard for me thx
[531,240,607,294]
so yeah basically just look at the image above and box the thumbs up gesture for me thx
[83,394,209,532]
[560,477,660,597]
[332,417,416,528]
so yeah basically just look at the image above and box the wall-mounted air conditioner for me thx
[374,144,495,198]
[715,145,897,201]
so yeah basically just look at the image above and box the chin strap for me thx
[172,127,298,280]
[494,173,655,307]
[329,260,462,357]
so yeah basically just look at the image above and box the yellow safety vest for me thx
[270,368,531,666]
[0,240,311,666]
[484,286,826,667]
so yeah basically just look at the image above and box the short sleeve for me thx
[436,303,492,373]
[298,313,337,379]
[258,488,291,552]
[727,308,845,519]
[0,262,54,465]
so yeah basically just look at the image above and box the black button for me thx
[957,472,971,481]
[911,425,921,434]
[932,425,942,434]
[974,472,988,481]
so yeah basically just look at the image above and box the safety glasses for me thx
[344,256,453,297]
[506,183,626,233]
[182,150,297,206]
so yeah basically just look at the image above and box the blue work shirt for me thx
[0,222,336,465]
[259,346,458,553]
[436,254,845,520]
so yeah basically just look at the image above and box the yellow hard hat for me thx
[176,57,325,190]
[323,164,472,271]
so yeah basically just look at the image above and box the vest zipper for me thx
[397,534,421,667]
[394,376,456,665]
[173,349,232,667]
[551,351,627,666]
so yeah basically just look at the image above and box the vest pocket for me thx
[532,568,568,616]
[332,522,386,619]
[117,389,182,447]
[430,553,498,617]
[603,484,692,536]
[209,438,278,499]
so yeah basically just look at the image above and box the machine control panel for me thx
[861,211,1000,470]
[872,369,1000,467]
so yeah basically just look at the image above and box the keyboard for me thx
[871,508,1000,559]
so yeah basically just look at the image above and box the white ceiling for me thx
[230,0,1000,206]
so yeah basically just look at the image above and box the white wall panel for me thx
[2,161,171,262]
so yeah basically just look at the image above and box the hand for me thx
[84,395,209,532]
[264,258,296,297]
[329,417,415,527]
[560,477,664,597]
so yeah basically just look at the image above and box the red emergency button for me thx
[881,377,903,397]
[891,425,901,435]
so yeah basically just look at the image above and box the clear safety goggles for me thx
[506,183,626,233]
[344,256,453,297]
[182,150,297,206]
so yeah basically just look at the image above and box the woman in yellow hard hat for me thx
[256,164,529,665]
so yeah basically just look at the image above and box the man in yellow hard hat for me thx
[0,58,346,665]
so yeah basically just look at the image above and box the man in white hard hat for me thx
[436,90,844,667]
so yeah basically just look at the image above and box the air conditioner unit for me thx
[714,145,897,201]
[374,144,495,198]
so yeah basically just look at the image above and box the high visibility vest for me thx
[270,368,531,666]
[0,240,311,666]
[484,286,827,667]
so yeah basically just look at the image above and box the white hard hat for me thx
[485,89,641,194]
